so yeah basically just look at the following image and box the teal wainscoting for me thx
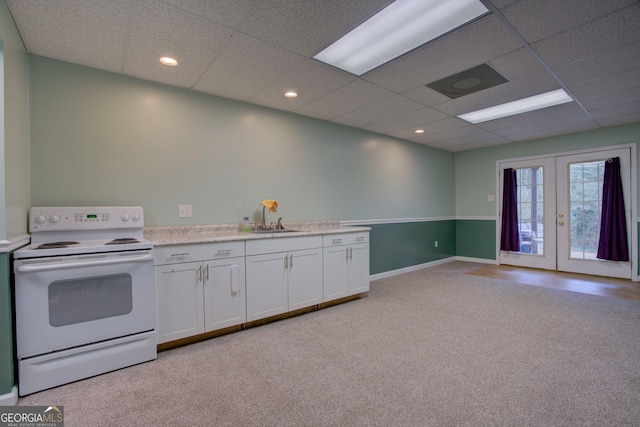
[0,252,13,396]
[456,219,496,261]
[369,220,456,275]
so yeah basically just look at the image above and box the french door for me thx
[498,147,633,279]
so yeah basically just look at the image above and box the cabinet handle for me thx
[356,236,365,242]
[284,255,288,271]
[333,238,342,244]
[197,265,202,282]
[170,252,190,257]
[289,254,293,269]
[205,264,209,281]
[349,247,353,260]
[346,248,349,260]
[230,264,239,294]
[216,249,232,255]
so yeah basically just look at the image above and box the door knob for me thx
[558,221,564,226]
[558,213,564,218]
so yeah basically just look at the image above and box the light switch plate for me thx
[179,204,192,218]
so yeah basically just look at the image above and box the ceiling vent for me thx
[426,63,508,98]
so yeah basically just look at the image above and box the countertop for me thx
[145,221,371,246]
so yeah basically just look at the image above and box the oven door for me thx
[14,250,155,358]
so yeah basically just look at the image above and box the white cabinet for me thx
[323,232,370,301]
[154,242,245,344]
[246,236,323,322]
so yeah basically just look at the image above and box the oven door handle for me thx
[16,253,153,273]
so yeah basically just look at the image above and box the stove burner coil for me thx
[105,238,141,245]
[35,241,80,249]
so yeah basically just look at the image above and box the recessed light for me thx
[284,91,298,98]
[415,129,425,134]
[160,57,178,67]
[457,89,573,124]
[313,0,489,76]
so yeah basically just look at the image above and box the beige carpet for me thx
[18,261,640,426]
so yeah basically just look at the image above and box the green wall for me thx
[456,220,496,260]
[369,221,456,274]
[0,253,12,395]
[29,56,455,226]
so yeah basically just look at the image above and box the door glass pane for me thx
[515,167,544,255]
[568,161,605,259]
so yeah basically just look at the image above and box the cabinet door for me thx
[323,246,349,301]
[246,253,288,322]
[154,262,204,344]
[348,244,370,295]
[288,248,323,311]
[204,257,246,332]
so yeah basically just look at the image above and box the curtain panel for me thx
[500,168,520,252]
[597,157,629,261]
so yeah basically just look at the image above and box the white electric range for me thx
[13,206,157,396]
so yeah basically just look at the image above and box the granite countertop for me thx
[145,221,370,246]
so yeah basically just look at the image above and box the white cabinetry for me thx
[245,236,323,322]
[154,242,245,344]
[323,232,370,301]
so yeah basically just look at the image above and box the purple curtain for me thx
[597,157,629,261]
[500,168,520,252]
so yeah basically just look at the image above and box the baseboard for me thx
[370,257,457,281]
[0,386,18,406]
[370,256,498,281]
[455,256,497,264]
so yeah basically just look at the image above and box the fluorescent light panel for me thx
[457,89,574,124]
[313,0,489,76]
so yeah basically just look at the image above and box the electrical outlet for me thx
[435,241,438,248]
[178,204,192,218]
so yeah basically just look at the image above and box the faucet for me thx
[277,217,283,230]
[260,206,267,229]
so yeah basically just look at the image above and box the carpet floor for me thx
[17,261,640,426]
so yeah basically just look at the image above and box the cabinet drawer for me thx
[323,232,369,247]
[246,236,322,255]
[154,241,245,265]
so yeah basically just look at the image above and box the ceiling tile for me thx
[124,0,234,88]
[7,0,131,73]
[363,14,523,93]
[401,86,451,107]
[570,67,640,101]
[489,47,546,80]
[236,0,394,56]
[162,0,257,28]
[582,86,640,110]
[501,0,637,43]
[362,108,450,134]
[193,32,306,100]
[248,59,356,111]
[294,79,394,120]
[423,132,512,152]
[532,5,640,67]
[553,40,640,86]
[332,96,424,128]
[591,100,640,120]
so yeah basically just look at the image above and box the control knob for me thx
[34,214,47,224]
[121,213,131,222]
[131,212,141,222]
[49,214,61,223]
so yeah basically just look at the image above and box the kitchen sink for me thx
[251,229,300,234]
